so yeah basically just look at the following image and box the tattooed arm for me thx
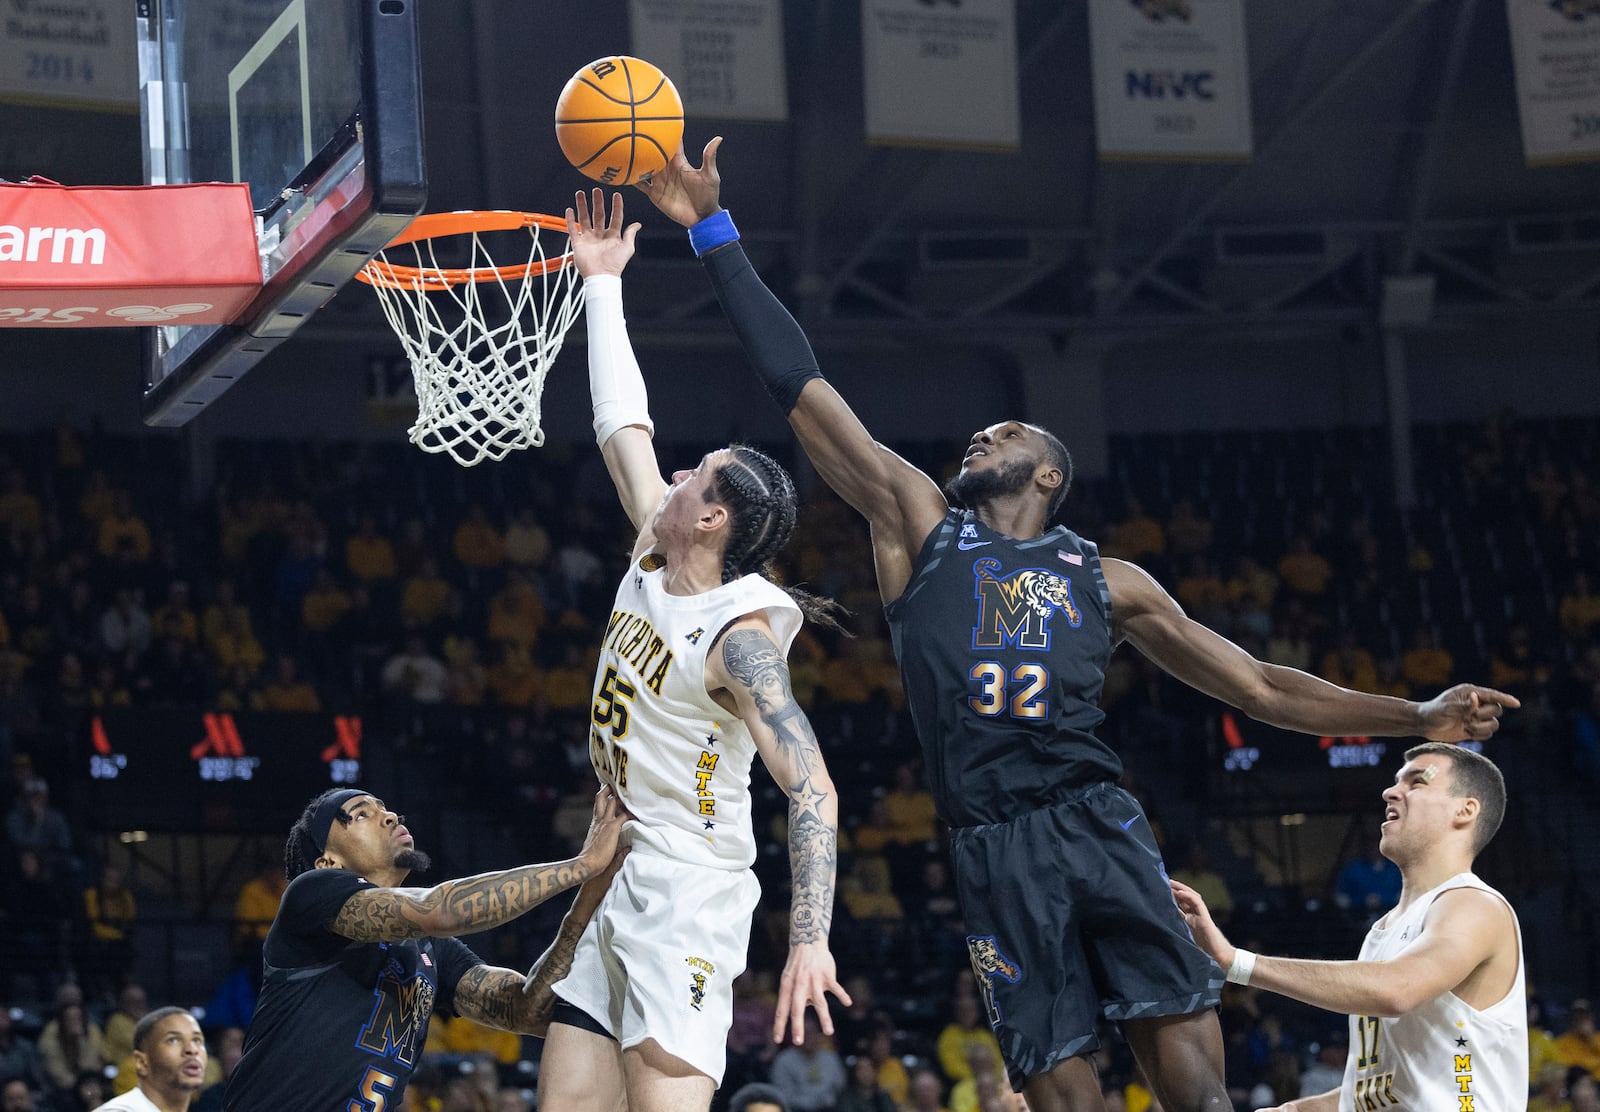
[709,618,852,1045]
[449,842,630,1037]
[331,788,625,943]
[447,884,609,1036]
[517,845,630,1037]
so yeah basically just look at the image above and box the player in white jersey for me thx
[535,189,850,1112]
[1171,742,1525,1112]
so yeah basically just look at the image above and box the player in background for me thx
[1172,743,1526,1112]
[221,787,625,1112]
[637,137,1519,1112]
[90,1008,207,1112]
[533,189,848,1112]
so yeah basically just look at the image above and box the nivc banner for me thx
[1505,0,1600,165]
[1088,0,1254,160]
[629,0,789,122]
[0,0,137,110]
[862,0,1020,149]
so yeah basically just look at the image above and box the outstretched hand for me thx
[636,136,724,228]
[1168,878,1236,971]
[566,188,640,279]
[1417,684,1520,743]
[773,940,851,1046]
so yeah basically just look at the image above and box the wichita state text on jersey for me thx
[886,509,1120,827]
[588,551,801,869]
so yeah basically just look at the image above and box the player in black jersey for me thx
[636,141,1521,1112]
[222,786,625,1112]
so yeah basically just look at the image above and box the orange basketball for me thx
[555,57,684,186]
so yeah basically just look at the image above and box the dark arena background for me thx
[1,2,1598,1110]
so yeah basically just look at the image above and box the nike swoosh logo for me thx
[1120,815,1140,830]
[958,539,992,550]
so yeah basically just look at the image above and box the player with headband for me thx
[221,786,626,1112]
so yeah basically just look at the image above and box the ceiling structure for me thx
[1,0,1596,349]
[449,0,1600,342]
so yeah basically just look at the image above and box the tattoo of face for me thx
[723,629,815,770]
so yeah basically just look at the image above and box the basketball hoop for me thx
[356,210,583,467]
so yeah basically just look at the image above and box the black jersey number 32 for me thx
[968,662,1050,719]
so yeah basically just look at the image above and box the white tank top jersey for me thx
[1338,871,1527,1112]
[587,551,802,871]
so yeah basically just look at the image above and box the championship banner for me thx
[628,0,788,122]
[1087,0,1254,161]
[862,0,1020,149]
[0,0,136,110]
[1505,0,1600,165]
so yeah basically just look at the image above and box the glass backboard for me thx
[137,0,425,426]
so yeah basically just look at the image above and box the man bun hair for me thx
[285,788,357,879]
[132,1006,194,1053]
[708,444,847,633]
[1403,741,1507,855]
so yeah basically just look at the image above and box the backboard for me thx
[137,0,426,426]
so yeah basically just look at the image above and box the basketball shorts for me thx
[949,782,1224,1083]
[551,843,761,1083]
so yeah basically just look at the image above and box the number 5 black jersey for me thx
[886,509,1121,827]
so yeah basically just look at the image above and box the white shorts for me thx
[551,845,761,1083]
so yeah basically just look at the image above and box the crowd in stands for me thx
[0,409,1597,1111]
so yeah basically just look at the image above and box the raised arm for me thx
[567,189,667,548]
[1103,559,1518,741]
[705,616,852,1045]
[640,139,947,600]
[330,788,624,943]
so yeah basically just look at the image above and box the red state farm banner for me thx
[0,181,260,327]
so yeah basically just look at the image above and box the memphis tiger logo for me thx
[966,936,1021,1028]
[970,557,1082,651]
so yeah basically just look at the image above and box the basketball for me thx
[554,56,684,186]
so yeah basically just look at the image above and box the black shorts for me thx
[949,782,1223,1082]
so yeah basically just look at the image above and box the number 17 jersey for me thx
[885,509,1121,827]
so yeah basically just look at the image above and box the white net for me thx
[363,220,584,467]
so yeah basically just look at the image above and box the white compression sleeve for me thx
[584,274,654,447]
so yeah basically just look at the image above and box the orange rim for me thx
[356,210,574,290]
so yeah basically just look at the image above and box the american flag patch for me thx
[1058,550,1083,566]
[421,952,432,967]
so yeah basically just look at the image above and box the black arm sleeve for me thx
[699,241,823,414]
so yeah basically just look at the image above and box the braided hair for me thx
[707,445,846,632]
[284,788,354,880]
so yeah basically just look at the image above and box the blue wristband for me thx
[688,210,739,257]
